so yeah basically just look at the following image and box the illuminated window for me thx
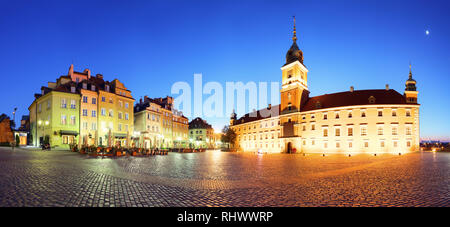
[392,109,397,117]
[348,111,352,118]
[311,124,315,130]
[406,126,412,135]
[392,126,398,135]
[336,142,340,148]
[348,141,353,148]
[393,141,398,147]
[364,141,369,148]
[323,113,328,120]
[83,96,88,103]
[406,110,411,117]
[324,142,328,149]
[378,110,383,117]
[361,126,367,136]
[407,141,411,147]
[348,127,353,136]
[361,110,366,117]
[380,141,385,147]
[378,126,383,135]
[323,128,328,137]
[70,115,76,125]
[335,128,340,136]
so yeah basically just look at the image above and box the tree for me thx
[221,125,236,148]
[15,134,20,147]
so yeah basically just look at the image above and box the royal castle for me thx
[230,19,420,154]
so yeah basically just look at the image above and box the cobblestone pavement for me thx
[0,147,448,207]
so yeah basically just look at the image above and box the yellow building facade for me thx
[230,21,420,154]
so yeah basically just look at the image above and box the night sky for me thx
[1,0,449,140]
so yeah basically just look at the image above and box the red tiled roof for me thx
[233,89,416,126]
[301,89,412,112]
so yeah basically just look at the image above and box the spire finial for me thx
[292,16,297,42]
[409,62,413,79]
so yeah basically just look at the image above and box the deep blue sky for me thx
[1,0,449,140]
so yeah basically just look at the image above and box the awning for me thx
[60,130,78,136]
[113,133,127,138]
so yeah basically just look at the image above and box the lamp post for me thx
[12,108,17,150]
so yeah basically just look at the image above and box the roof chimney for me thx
[268,104,272,109]
[139,97,142,104]
[84,69,91,78]
[385,84,389,90]
[68,64,74,78]
[350,86,354,92]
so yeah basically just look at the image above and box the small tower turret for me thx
[230,109,237,126]
[404,64,418,103]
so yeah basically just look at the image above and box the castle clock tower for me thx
[280,16,310,115]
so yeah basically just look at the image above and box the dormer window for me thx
[315,101,321,109]
[82,83,87,90]
[106,85,110,92]
[91,85,95,91]
[368,96,376,104]
[71,86,75,93]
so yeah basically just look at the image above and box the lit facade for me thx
[134,96,189,148]
[230,20,420,154]
[29,65,135,148]
[189,117,214,148]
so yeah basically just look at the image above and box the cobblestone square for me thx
[0,147,448,207]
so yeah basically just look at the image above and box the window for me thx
[311,124,315,130]
[361,110,366,117]
[82,83,87,90]
[311,114,315,119]
[61,115,66,125]
[38,103,42,112]
[406,126,412,135]
[109,98,113,104]
[302,125,306,131]
[378,126,383,135]
[407,141,411,147]
[83,122,88,130]
[392,126,398,135]
[125,124,128,131]
[380,141,385,147]
[335,113,339,119]
[119,101,123,108]
[406,110,411,117]
[323,113,328,120]
[92,122,97,130]
[125,113,129,120]
[101,108,106,116]
[323,128,328,137]
[125,103,129,109]
[361,126,367,136]
[335,128,340,136]
[393,141,398,147]
[348,141,353,148]
[392,109,397,117]
[118,112,122,119]
[83,96,88,103]
[378,110,383,117]
[61,99,67,108]
[106,85,110,92]
[302,115,306,120]
[82,109,88,116]
[70,100,76,109]
[336,142,340,148]
[109,109,113,117]
[92,98,96,104]
[71,86,75,93]
[348,111,352,118]
[303,140,306,146]
[47,100,51,109]
[92,110,96,117]
[70,116,76,125]
[62,136,69,144]
[101,97,106,102]
[91,85,95,91]
[364,141,369,148]
[324,142,328,149]
[348,127,353,136]
[118,124,122,131]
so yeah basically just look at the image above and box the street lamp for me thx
[12,107,17,150]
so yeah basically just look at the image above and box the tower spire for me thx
[292,16,297,42]
[409,62,413,80]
